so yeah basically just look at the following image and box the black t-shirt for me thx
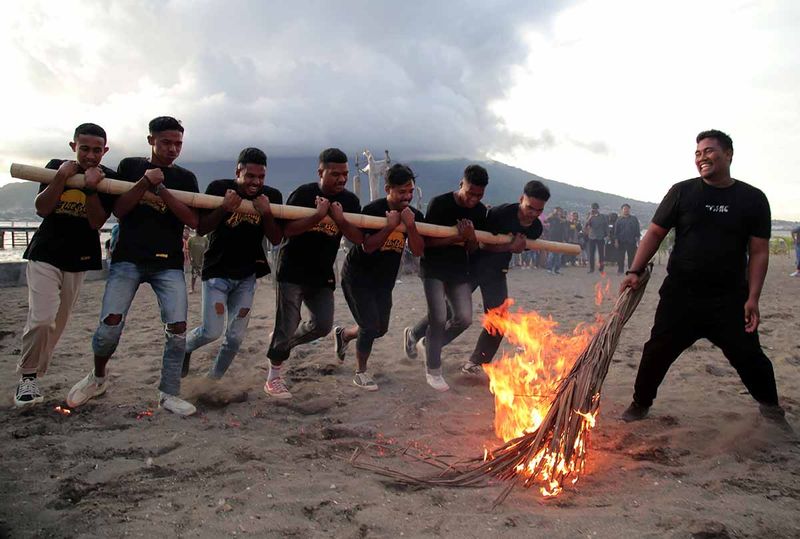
[420,192,487,283]
[276,182,361,289]
[111,158,199,270]
[200,179,283,280]
[24,159,117,272]
[546,214,567,242]
[341,198,425,289]
[653,178,770,292]
[471,203,543,280]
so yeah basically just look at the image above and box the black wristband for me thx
[625,268,644,277]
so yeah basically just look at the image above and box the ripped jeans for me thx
[186,275,257,378]
[92,261,188,396]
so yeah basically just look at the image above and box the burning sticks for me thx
[352,265,652,504]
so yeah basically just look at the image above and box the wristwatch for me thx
[154,184,165,195]
[625,268,645,277]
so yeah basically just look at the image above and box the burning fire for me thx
[481,289,607,496]
[54,405,71,416]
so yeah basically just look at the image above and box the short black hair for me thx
[463,164,489,187]
[621,203,631,209]
[591,202,600,210]
[523,180,550,201]
[74,123,107,143]
[318,148,348,165]
[385,163,415,186]
[237,147,267,167]
[148,116,184,134]
[696,129,733,153]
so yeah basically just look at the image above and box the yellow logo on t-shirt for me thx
[54,189,87,218]
[310,221,340,236]
[226,212,262,228]
[140,198,168,213]
[381,230,405,253]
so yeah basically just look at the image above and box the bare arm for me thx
[744,236,769,333]
[114,168,163,219]
[83,167,110,230]
[401,208,424,257]
[619,222,669,292]
[158,186,199,229]
[253,194,283,246]
[197,189,241,236]
[35,161,79,217]
[330,202,364,245]
[480,234,526,253]
[363,211,401,254]
[283,197,328,238]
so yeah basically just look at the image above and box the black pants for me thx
[587,239,605,272]
[632,279,779,407]
[469,274,509,365]
[341,279,392,357]
[617,241,637,273]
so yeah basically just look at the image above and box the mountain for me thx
[1,157,658,222]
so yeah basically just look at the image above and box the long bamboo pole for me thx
[10,163,580,255]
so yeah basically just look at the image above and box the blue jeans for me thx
[186,275,257,378]
[92,261,188,396]
[411,278,472,371]
[795,244,800,270]
[267,281,334,364]
[547,252,562,273]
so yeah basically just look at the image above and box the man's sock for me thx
[267,362,282,382]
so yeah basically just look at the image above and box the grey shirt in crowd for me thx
[615,215,641,244]
[585,213,609,240]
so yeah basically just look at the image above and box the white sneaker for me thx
[403,327,418,359]
[790,271,799,277]
[67,371,108,407]
[426,372,450,392]
[158,392,197,416]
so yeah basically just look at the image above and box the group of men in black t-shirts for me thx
[12,121,788,429]
[13,116,553,413]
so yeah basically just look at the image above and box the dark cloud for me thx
[11,0,576,161]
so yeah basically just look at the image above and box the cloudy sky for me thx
[2,0,798,219]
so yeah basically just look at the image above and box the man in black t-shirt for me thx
[403,165,488,391]
[460,180,550,375]
[264,148,363,399]
[67,116,200,416]
[585,203,608,273]
[181,148,283,380]
[614,203,640,273]
[620,130,787,427]
[334,164,425,391]
[13,123,116,407]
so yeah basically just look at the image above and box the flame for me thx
[482,299,602,496]
[54,405,71,416]
[136,409,154,420]
[594,277,611,306]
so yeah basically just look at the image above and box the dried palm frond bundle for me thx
[351,264,653,505]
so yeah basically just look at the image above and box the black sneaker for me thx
[333,326,348,363]
[403,327,418,360]
[14,377,44,408]
[621,401,650,422]
[181,352,192,378]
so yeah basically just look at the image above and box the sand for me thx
[1,255,798,538]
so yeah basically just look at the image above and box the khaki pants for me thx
[18,261,85,376]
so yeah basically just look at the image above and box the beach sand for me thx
[1,255,798,538]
